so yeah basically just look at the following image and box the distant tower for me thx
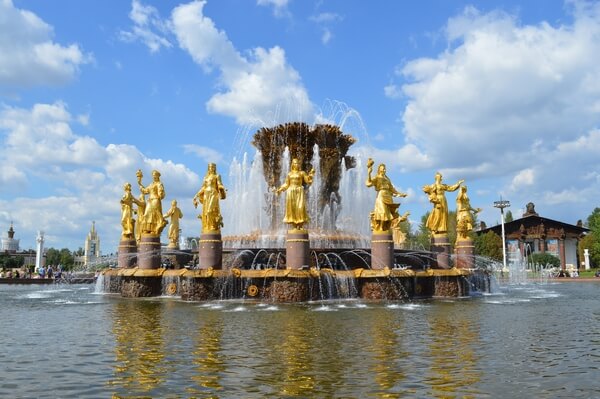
[35,231,45,271]
[84,221,101,267]
[1,222,20,253]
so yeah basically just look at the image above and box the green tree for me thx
[474,231,503,261]
[579,207,600,267]
[45,248,61,266]
[59,248,75,270]
[505,210,514,223]
[412,212,431,251]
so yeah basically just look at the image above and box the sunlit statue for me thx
[456,185,481,240]
[276,158,315,230]
[137,169,167,236]
[134,193,146,245]
[164,199,183,247]
[193,163,226,233]
[365,158,408,232]
[120,183,136,239]
[423,172,463,236]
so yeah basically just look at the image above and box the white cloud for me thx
[0,0,91,91]
[257,0,290,18]
[321,28,332,45]
[0,102,200,251]
[309,12,343,45]
[171,1,314,126]
[388,2,600,213]
[183,144,224,163]
[119,0,172,53]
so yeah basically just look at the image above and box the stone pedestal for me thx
[371,232,394,269]
[455,238,474,269]
[286,230,310,270]
[138,235,161,269]
[431,235,451,269]
[200,232,223,269]
[117,238,137,268]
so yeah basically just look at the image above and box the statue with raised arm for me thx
[456,185,481,240]
[193,163,226,233]
[164,199,183,248]
[275,158,315,230]
[423,172,463,236]
[137,169,167,236]
[120,183,136,239]
[365,158,408,232]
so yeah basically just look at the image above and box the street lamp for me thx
[493,199,510,273]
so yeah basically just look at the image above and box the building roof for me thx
[479,214,589,238]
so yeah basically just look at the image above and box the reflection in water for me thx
[189,313,225,396]
[369,314,407,398]
[426,303,482,398]
[109,301,165,396]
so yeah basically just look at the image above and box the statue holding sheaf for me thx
[137,169,168,236]
[275,158,315,230]
[194,163,226,233]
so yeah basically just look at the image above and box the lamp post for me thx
[493,199,510,273]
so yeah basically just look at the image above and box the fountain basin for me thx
[100,267,489,302]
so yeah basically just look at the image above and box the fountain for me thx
[101,123,491,301]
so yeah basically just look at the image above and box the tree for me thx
[59,248,75,270]
[474,231,503,261]
[505,210,514,223]
[579,207,600,268]
[45,248,61,266]
[530,253,560,268]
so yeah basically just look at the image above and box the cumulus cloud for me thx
[0,0,91,91]
[0,102,200,250]
[119,0,172,53]
[386,2,600,212]
[171,0,314,125]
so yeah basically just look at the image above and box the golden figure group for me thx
[119,161,480,245]
[275,158,315,230]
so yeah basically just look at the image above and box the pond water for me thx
[1,281,598,398]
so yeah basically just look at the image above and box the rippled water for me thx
[1,281,599,398]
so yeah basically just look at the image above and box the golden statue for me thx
[275,158,315,230]
[365,158,408,232]
[193,163,226,233]
[422,172,463,236]
[164,199,183,247]
[120,183,136,240]
[456,185,481,240]
[133,193,146,245]
[137,169,167,236]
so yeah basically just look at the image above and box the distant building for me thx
[1,222,20,253]
[74,222,101,268]
[477,202,589,270]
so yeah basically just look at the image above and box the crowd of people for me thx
[0,264,64,279]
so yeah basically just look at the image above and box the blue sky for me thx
[1,0,600,252]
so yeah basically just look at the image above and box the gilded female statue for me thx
[456,185,481,240]
[120,183,136,239]
[365,158,408,232]
[423,172,463,235]
[276,158,315,230]
[134,193,146,244]
[137,169,167,236]
[193,163,226,233]
[164,199,183,247]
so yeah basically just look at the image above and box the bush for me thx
[529,253,560,268]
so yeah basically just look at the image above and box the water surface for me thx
[1,281,598,398]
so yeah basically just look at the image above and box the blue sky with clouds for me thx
[1,0,600,251]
